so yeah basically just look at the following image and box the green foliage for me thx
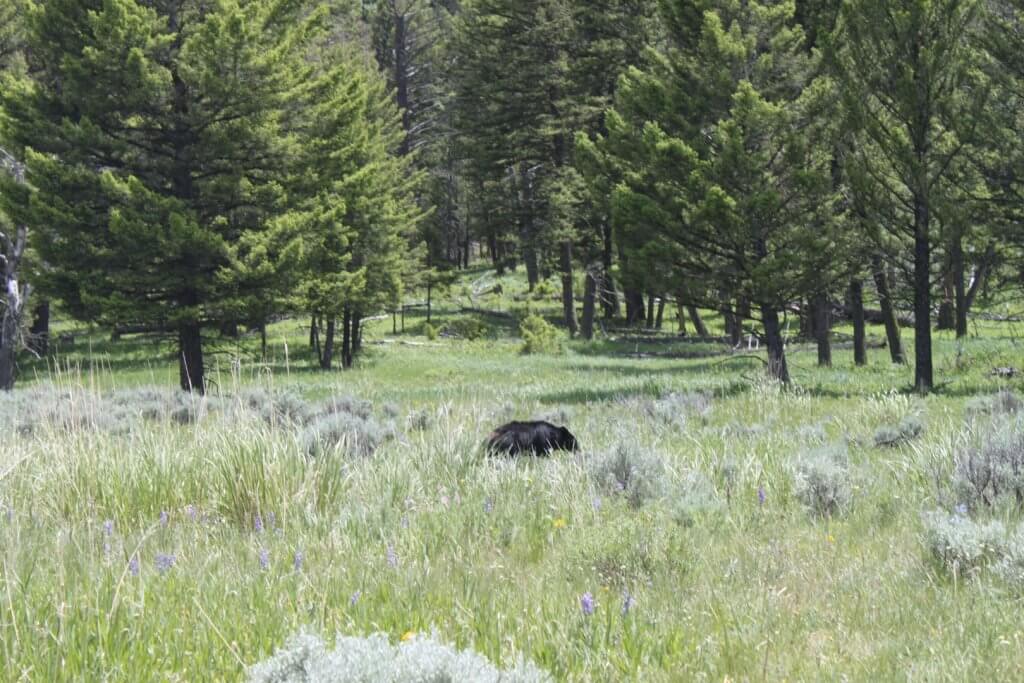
[442,317,487,340]
[518,314,563,354]
[565,511,669,589]
[423,322,439,341]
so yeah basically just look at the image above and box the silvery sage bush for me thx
[953,418,1024,510]
[791,442,852,518]
[247,631,551,683]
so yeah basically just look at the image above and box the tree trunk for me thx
[813,291,832,367]
[849,279,867,366]
[178,322,205,394]
[871,255,905,364]
[320,318,335,370]
[581,269,597,341]
[952,236,967,339]
[645,294,656,328]
[676,301,688,336]
[559,241,578,337]
[341,309,352,369]
[309,315,318,349]
[688,306,709,337]
[965,242,995,314]
[761,305,790,385]
[352,312,362,355]
[260,323,267,360]
[655,297,666,330]
[28,300,49,355]
[625,289,645,326]
[601,220,618,319]
[913,203,933,393]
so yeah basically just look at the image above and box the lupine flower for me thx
[254,513,264,533]
[483,498,494,514]
[621,591,636,616]
[293,550,304,572]
[185,504,198,521]
[155,553,175,574]
[128,554,140,577]
[955,503,968,517]
[592,497,602,512]
[349,590,361,607]
[259,549,270,571]
[267,512,276,530]
[387,544,398,568]
[103,519,115,536]
[159,510,169,527]
[580,592,595,616]
[757,486,767,507]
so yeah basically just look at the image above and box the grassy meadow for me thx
[3,272,1024,681]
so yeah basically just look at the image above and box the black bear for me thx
[486,421,579,456]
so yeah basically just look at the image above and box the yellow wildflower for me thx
[401,631,416,642]
[553,517,567,529]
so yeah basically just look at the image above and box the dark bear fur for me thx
[486,420,579,456]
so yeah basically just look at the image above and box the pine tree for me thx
[832,0,990,392]
[0,0,326,392]
[600,0,836,383]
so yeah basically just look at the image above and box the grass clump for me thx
[519,314,562,355]
[791,442,852,518]
[247,630,551,683]
[589,443,667,509]
[565,512,669,588]
[965,390,1022,419]
[953,418,1024,510]
[874,415,924,448]
[632,391,712,429]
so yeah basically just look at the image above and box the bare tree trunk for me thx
[676,301,688,336]
[320,318,335,370]
[309,315,318,349]
[28,300,49,355]
[813,291,832,367]
[601,221,618,319]
[352,312,362,355]
[178,321,205,394]
[849,279,867,366]
[761,305,790,385]
[341,309,352,369]
[655,296,666,330]
[965,242,995,314]
[559,241,578,337]
[952,236,967,339]
[913,203,933,393]
[581,268,597,341]
[645,294,656,328]
[871,255,905,364]
[625,290,645,326]
[688,306,709,337]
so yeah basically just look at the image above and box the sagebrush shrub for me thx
[669,469,722,526]
[953,418,1024,510]
[874,415,923,447]
[237,388,316,425]
[247,630,551,683]
[300,412,394,457]
[589,443,667,508]
[923,510,1008,578]
[519,315,562,355]
[965,390,1022,420]
[792,442,852,517]
[633,391,712,430]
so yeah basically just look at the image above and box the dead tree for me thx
[0,224,30,390]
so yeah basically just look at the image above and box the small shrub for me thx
[532,280,554,300]
[238,388,316,425]
[381,402,401,420]
[874,415,923,448]
[317,395,374,421]
[247,630,551,683]
[405,409,432,432]
[443,318,487,340]
[792,442,852,518]
[965,390,1022,419]
[633,391,712,430]
[669,469,722,526]
[424,322,438,341]
[300,412,394,457]
[589,443,667,508]
[953,418,1024,510]
[519,315,562,355]
[923,510,1008,578]
[991,530,1024,590]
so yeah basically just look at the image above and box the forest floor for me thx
[4,269,1024,681]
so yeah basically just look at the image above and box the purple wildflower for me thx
[103,519,114,536]
[258,548,270,571]
[103,541,111,558]
[621,591,636,616]
[386,544,398,568]
[580,592,595,617]
[128,554,140,577]
[484,498,494,514]
[159,510,169,527]
[155,553,175,575]
[293,550,304,572]
[349,590,361,607]
[254,513,264,533]
[185,504,198,521]
[757,486,767,507]
[592,497,602,511]
[267,512,276,530]
[955,503,969,517]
